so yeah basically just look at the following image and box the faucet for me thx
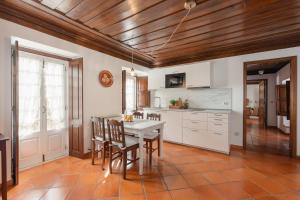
[154,96,161,108]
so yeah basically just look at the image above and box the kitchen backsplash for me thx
[150,88,232,109]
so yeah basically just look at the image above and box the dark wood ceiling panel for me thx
[247,61,290,75]
[99,0,186,36]
[84,0,164,30]
[139,6,300,53]
[65,0,106,19]
[2,0,300,67]
[114,0,243,42]
[152,22,300,60]
[55,0,83,13]
[125,0,295,47]
[78,0,123,23]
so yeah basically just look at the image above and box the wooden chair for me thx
[145,113,161,166]
[107,119,139,179]
[91,117,109,170]
[133,111,144,119]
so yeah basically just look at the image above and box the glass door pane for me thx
[18,56,42,138]
[44,61,66,131]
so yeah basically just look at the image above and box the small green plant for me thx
[170,99,176,106]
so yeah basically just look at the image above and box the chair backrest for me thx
[147,113,161,121]
[91,117,106,140]
[133,111,144,119]
[107,119,126,148]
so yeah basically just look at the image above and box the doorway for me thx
[18,52,68,170]
[243,57,297,157]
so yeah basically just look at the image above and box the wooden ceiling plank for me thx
[78,0,124,23]
[136,5,300,51]
[119,3,244,45]
[99,0,188,36]
[151,22,300,59]
[55,0,83,13]
[154,33,300,66]
[65,0,106,20]
[85,0,164,30]
[41,0,65,9]
[113,0,249,42]
[126,0,297,47]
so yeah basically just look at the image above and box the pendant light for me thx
[130,50,136,76]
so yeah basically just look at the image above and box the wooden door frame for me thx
[243,56,297,157]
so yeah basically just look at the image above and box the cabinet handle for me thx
[191,129,198,133]
[214,123,223,126]
[213,132,222,135]
[214,114,223,116]
[191,121,199,124]
[213,118,223,121]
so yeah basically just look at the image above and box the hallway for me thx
[246,118,290,156]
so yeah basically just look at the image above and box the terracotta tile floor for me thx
[246,118,290,156]
[8,142,300,200]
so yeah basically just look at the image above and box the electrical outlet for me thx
[234,132,239,136]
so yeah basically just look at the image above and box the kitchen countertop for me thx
[143,107,231,113]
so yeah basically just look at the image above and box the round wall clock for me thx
[99,70,113,87]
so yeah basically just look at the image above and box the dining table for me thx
[106,116,165,175]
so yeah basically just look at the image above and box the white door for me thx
[18,53,68,170]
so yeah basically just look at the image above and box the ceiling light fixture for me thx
[130,50,136,76]
[150,0,197,55]
[258,70,264,75]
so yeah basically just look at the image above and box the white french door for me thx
[18,52,68,170]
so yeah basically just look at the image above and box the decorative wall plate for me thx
[99,70,113,87]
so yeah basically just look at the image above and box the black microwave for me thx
[165,73,186,88]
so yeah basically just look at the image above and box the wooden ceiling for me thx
[247,60,290,75]
[1,0,300,67]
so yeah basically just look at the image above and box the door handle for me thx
[42,105,46,114]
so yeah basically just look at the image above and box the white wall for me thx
[247,74,277,126]
[246,84,259,111]
[0,19,147,181]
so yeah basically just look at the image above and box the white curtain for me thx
[126,75,136,111]
[19,56,42,137]
[44,61,66,131]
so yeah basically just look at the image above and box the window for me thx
[126,75,136,111]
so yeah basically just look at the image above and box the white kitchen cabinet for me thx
[148,69,165,90]
[162,111,182,143]
[185,62,211,88]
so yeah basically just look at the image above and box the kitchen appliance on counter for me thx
[165,73,185,88]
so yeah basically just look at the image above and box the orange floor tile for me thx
[8,142,300,200]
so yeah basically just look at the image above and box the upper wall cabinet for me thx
[148,69,165,90]
[185,62,211,88]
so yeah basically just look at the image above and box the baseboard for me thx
[83,152,91,159]
[230,144,244,150]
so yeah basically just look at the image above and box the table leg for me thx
[159,125,164,160]
[138,132,144,175]
[1,142,7,200]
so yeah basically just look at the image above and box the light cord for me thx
[150,8,191,55]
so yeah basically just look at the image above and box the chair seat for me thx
[144,132,159,140]
[112,136,139,148]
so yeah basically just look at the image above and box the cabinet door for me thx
[186,62,211,88]
[164,111,182,143]
[148,69,165,90]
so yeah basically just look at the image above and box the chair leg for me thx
[146,141,148,154]
[158,137,161,157]
[109,145,113,174]
[91,140,95,165]
[122,151,127,179]
[101,144,106,170]
[149,141,153,166]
